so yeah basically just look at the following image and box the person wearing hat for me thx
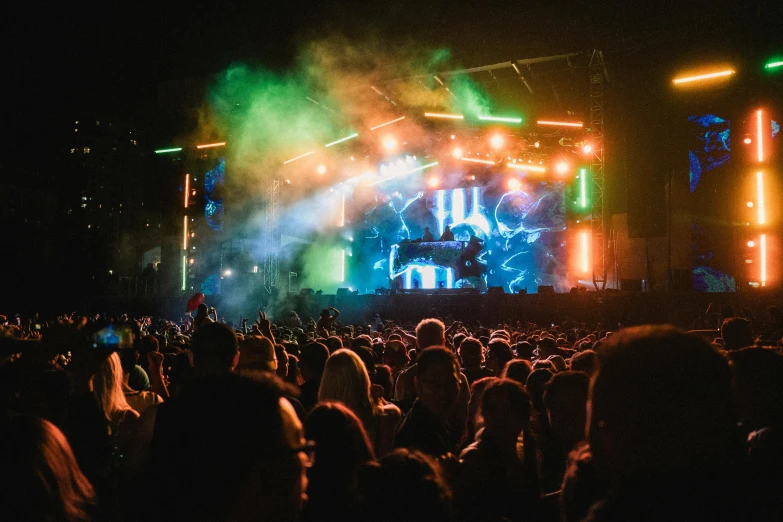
[316,307,340,338]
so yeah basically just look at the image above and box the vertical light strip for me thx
[757,110,764,162]
[181,255,187,291]
[581,231,589,273]
[422,266,436,289]
[340,192,346,227]
[452,188,466,223]
[472,187,480,216]
[447,267,454,289]
[341,249,346,282]
[436,190,446,236]
[184,174,190,208]
[757,171,765,224]
[183,216,188,250]
[760,234,767,286]
[580,169,587,208]
[405,267,412,289]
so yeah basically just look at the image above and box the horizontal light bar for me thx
[506,163,546,173]
[368,161,439,186]
[479,115,523,124]
[764,60,783,69]
[537,120,583,128]
[283,150,315,164]
[370,116,406,131]
[325,133,359,147]
[196,142,226,149]
[155,147,182,154]
[461,157,496,165]
[424,112,464,120]
[672,69,735,84]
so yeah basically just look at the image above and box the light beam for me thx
[672,69,735,84]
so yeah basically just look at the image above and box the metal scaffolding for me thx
[262,178,280,292]
[589,49,608,291]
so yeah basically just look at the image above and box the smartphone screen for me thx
[92,325,134,350]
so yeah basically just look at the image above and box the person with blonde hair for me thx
[319,348,400,456]
[92,352,140,451]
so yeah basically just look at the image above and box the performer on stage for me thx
[439,225,454,241]
[422,226,435,242]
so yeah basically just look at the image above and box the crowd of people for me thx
[0,302,782,521]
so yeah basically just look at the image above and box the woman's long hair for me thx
[92,352,135,432]
[318,349,375,427]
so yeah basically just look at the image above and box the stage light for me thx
[253,265,258,273]
[744,137,752,145]
[284,179,291,184]
[283,150,315,164]
[534,141,540,148]
[190,258,196,265]
[580,231,589,273]
[582,143,593,154]
[757,172,765,224]
[506,163,546,173]
[427,176,440,188]
[184,174,190,208]
[748,240,755,248]
[155,147,182,154]
[556,162,569,174]
[450,134,456,140]
[223,269,232,277]
[325,133,359,148]
[490,134,504,149]
[537,120,583,128]
[747,201,754,208]
[469,175,476,180]
[479,115,523,124]
[672,69,735,84]
[183,216,188,250]
[764,60,783,70]
[196,142,226,149]
[369,116,405,131]
[760,234,767,286]
[580,168,588,208]
[424,112,464,120]
[181,256,187,291]
[461,157,495,165]
[382,136,397,151]
[507,178,521,190]
[452,147,463,158]
[316,164,327,175]
[757,110,764,162]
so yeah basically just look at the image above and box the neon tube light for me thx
[283,150,315,164]
[182,255,187,291]
[673,69,735,84]
[196,142,226,149]
[461,157,495,165]
[368,161,439,186]
[580,169,587,208]
[764,61,783,69]
[479,115,523,124]
[537,120,583,128]
[184,174,190,208]
[325,133,359,147]
[339,192,345,227]
[760,235,767,286]
[506,163,546,173]
[757,110,764,162]
[581,232,589,273]
[424,112,464,120]
[155,147,182,154]
[370,116,406,130]
[757,171,765,224]
[183,216,188,250]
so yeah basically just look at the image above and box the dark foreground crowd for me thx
[0,303,782,522]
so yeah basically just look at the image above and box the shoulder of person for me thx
[378,402,401,418]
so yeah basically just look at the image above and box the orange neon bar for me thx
[196,142,227,149]
[283,150,315,164]
[757,110,764,162]
[370,116,406,131]
[424,112,464,120]
[461,157,496,165]
[184,174,190,208]
[506,163,546,173]
[760,234,767,286]
[672,70,735,84]
[183,216,188,250]
[537,120,583,128]
[757,172,765,224]
[581,232,589,273]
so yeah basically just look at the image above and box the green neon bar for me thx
[155,147,183,154]
[580,169,588,208]
[479,115,523,124]
[325,133,359,147]
[181,255,187,291]
[764,60,783,69]
[406,161,439,174]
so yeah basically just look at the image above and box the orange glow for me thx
[183,216,188,250]
[580,232,589,273]
[184,174,190,208]
[369,116,406,131]
[760,234,767,286]
[490,134,504,149]
[452,147,463,158]
[757,110,764,162]
[672,69,735,84]
[537,120,583,128]
[507,178,521,190]
[506,163,546,173]
[283,150,315,164]
[196,142,227,149]
[461,157,495,165]
[757,172,765,224]
[427,177,440,188]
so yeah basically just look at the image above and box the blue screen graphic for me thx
[687,114,730,193]
[204,157,225,231]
